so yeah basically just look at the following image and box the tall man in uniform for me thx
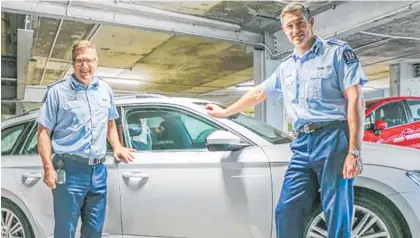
[206,3,365,238]
[37,40,135,238]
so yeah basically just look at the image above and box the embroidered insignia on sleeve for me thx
[343,48,359,65]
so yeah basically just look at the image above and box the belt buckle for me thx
[88,157,95,165]
[303,123,315,133]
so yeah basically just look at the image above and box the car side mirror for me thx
[206,130,248,151]
[374,120,387,130]
[374,119,387,136]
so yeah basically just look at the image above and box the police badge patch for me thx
[343,49,358,65]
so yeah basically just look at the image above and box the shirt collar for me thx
[70,74,99,91]
[292,36,324,61]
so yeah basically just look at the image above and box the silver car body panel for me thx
[2,96,420,237]
[118,147,272,238]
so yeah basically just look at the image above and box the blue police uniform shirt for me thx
[261,36,368,130]
[36,74,119,159]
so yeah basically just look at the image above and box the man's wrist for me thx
[44,166,54,173]
[223,108,231,117]
[348,149,361,158]
[112,143,123,151]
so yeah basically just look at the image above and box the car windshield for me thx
[365,101,377,110]
[194,102,292,144]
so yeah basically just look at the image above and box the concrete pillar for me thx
[253,48,266,122]
[390,61,420,96]
[253,32,287,131]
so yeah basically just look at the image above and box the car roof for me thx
[365,96,420,104]
[1,94,214,128]
[365,96,420,113]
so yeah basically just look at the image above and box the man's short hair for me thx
[280,2,312,23]
[71,40,96,60]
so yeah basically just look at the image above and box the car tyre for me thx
[304,191,406,238]
[1,198,34,238]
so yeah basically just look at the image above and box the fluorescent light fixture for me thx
[102,78,143,86]
[235,86,253,91]
[235,80,254,91]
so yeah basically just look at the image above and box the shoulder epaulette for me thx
[326,38,348,47]
[282,54,293,62]
[47,78,67,88]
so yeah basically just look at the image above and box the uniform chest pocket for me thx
[96,97,111,108]
[95,96,111,122]
[307,68,333,100]
[63,99,84,110]
[63,99,86,126]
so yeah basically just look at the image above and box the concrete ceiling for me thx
[2,1,420,111]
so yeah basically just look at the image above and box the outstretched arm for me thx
[206,85,267,117]
[206,65,282,118]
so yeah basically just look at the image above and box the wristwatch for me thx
[348,149,361,158]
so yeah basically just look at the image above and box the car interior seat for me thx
[158,117,192,149]
[127,116,152,151]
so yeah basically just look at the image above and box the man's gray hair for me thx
[280,2,312,23]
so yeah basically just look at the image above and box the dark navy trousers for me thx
[275,122,354,238]
[52,156,107,238]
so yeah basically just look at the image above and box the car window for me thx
[23,129,38,155]
[406,99,420,122]
[193,102,292,144]
[124,107,224,151]
[364,114,374,130]
[1,122,31,155]
[372,101,407,128]
[228,113,292,144]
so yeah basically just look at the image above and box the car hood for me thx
[262,142,420,171]
[362,143,420,170]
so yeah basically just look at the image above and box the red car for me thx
[364,96,420,149]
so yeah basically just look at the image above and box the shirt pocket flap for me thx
[97,98,111,108]
[313,68,333,79]
[63,99,83,110]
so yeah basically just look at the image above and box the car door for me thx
[11,119,123,237]
[363,101,410,147]
[403,99,420,148]
[118,105,273,238]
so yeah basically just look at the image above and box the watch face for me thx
[349,150,360,157]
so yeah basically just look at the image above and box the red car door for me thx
[363,100,409,147]
[404,99,420,149]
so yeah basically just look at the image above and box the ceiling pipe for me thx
[360,31,420,41]
[39,19,63,85]
[1,78,18,82]
[61,0,267,52]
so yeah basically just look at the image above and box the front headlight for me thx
[406,171,420,186]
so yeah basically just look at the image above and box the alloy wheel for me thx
[306,205,391,238]
[1,208,25,238]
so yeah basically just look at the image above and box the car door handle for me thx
[122,172,149,189]
[21,173,43,187]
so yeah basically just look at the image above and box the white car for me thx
[2,94,420,238]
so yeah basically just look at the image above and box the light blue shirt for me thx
[36,74,119,159]
[262,36,368,130]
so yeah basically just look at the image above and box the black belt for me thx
[295,121,343,134]
[56,154,105,165]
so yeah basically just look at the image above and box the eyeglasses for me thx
[73,58,96,65]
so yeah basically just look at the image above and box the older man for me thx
[37,40,135,238]
[206,3,365,238]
